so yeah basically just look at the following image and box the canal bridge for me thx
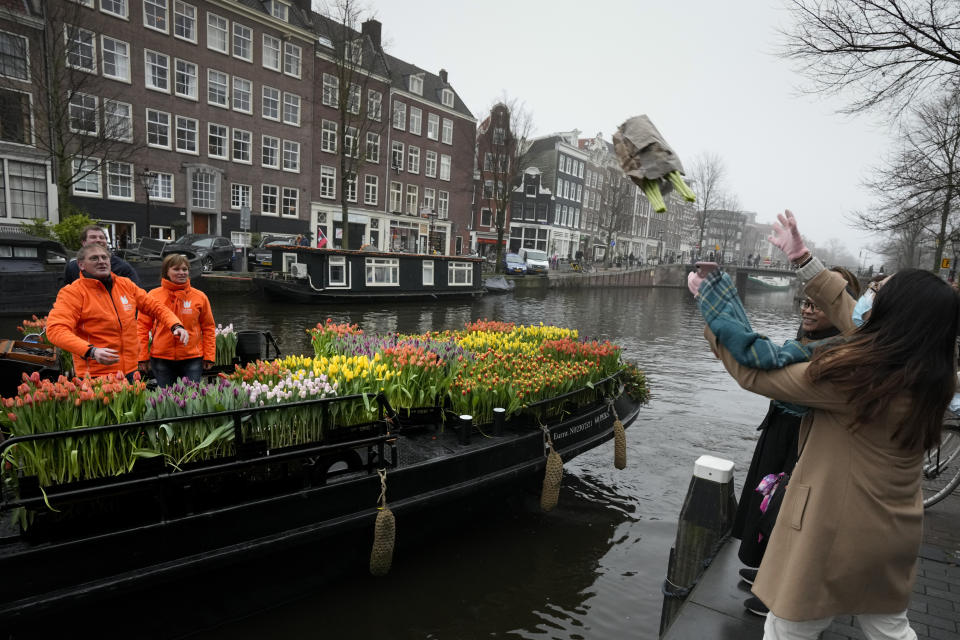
[543,264,797,292]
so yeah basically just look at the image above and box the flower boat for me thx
[0,320,648,623]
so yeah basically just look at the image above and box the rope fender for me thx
[540,424,563,512]
[608,398,627,470]
[369,468,396,576]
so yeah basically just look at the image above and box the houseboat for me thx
[0,229,67,317]
[746,274,792,291]
[253,246,486,303]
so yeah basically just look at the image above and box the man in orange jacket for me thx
[48,243,189,380]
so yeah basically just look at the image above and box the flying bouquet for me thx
[613,115,696,213]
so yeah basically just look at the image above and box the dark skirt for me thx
[731,401,801,568]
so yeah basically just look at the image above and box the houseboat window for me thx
[282,252,297,272]
[448,261,472,286]
[365,257,398,286]
[0,245,11,257]
[13,246,37,258]
[329,256,347,286]
[422,260,434,286]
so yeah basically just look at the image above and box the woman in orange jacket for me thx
[48,243,188,380]
[138,253,216,386]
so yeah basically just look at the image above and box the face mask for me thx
[852,289,875,327]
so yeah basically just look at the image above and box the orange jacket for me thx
[48,274,182,378]
[138,279,215,362]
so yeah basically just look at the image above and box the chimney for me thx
[362,19,382,49]
[439,69,448,84]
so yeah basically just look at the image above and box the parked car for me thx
[248,234,298,270]
[503,253,527,275]
[164,234,235,272]
[518,248,550,274]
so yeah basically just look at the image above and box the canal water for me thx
[185,284,800,640]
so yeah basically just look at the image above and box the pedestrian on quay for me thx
[48,243,189,381]
[63,225,141,287]
[730,266,860,617]
[689,210,957,640]
[138,253,215,386]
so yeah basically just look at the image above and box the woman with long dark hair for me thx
[693,211,958,639]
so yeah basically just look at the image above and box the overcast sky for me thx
[362,0,900,263]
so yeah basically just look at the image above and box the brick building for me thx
[522,131,586,258]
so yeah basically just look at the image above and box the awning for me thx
[477,237,505,245]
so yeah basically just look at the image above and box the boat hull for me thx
[255,275,486,303]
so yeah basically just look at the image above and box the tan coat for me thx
[706,269,923,620]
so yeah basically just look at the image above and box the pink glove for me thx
[768,210,809,261]
[687,271,705,298]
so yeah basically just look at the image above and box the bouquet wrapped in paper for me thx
[613,115,696,213]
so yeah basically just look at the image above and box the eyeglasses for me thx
[799,299,821,312]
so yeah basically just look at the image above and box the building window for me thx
[367,90,381,121]
[364,175,378,205]
[319,166,335,199]
[262,86,280,120]
[281,187,298,217]
[144,50,169,92]
[261,135,279,168]
[493,128,505,145]
[483,180,493,199]
[146,109,170,148]
[72,158,101,196]
[174,59,198,99]
[102,99,132,141]
[175,116,198,154]
[143,0,168,33]
[261,184,278,215]
[365,257,399,286]
[282,92,300,125]
[283,42,301,77]
[481,208,492,226]
[439,155,451,181]
[230,183,251,209]
[207,13,228,54]
[438,191,449,218]
[441,88,454,108]
[347,82,361,115]
[66,25,96,72]
[101,0,128,19]
[329,256,346,286]
[207,69,229,107]
[345,174,357,202]
[173,1,196,42]
[441,118,453,145]
[448,261,473,286]
[232,23,252,61]
[232,77,252,113]
[106,161,133,200]
[422,260,434,286]
[5,161,49,219]
[391,141,403,171]
[407,146,420,174]
[0,89,30,144]
[208,123,228,159]
[262,34,281,71]
[408,74,423,95]
[405,184,417,214]
[344,126,359,158]
[0,32,28,81]
[537,203,548,221]
[423,187,435,211]
[282,140,300,172]
[232,129,251,163]
[483,153,493,172]
[392,101,406,131]
[268,1,288,21]
[424,151,437,178]
[149,172,173,201]
[69,93,98,135]
[321,120,337,153]
[389,181,401,212]
[101,36,129,82]
[322,73,338,107]
[366,132,380,163]
[427,113,439,140]
[191,171,216,209]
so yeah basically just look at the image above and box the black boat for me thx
[483,275,516,294]
[0,373,642,623]
[253,247,486,303]
[0,229,68,317]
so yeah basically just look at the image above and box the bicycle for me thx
[922,411,960,508]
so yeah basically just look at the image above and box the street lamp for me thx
[658,231,664,265]
[138,167,157,241]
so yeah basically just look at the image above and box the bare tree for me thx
[781,0,960,115]
[854,91,960,270]
[2,2,145,218]
[315,0,388,250]
[598,168,634,265]
[477,97,533,272]
[688,152,727,258]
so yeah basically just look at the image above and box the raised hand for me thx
[687,271,705,298]
[767,210,809,261]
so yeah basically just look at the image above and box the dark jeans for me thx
[151,357,203,387]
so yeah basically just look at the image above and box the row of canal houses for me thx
[0,0,719,263]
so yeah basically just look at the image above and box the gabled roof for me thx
[233,0,313,31]
[382,53,474,119]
